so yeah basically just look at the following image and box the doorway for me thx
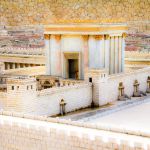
[68,59,79,79]
[62,52,81,79]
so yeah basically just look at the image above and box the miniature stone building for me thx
[44,23,127,79]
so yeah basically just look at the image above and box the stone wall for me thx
[0,114,149,150]
[98,67,150,105]
[0,82,92,116]
[1,0,150,26]
[36,83,92,115]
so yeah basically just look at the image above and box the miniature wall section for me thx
[98,67,150,105]
[36,83,92,116]
[85,69,108,106]
[0,114,149,150]
[6,77,37,112]
[1,81,92,116]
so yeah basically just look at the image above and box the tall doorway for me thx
[68,59,79,79]
[62,52,81,79]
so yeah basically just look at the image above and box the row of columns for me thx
[44,33,126,78]
[87,34,126,74]
[4,62,40,70]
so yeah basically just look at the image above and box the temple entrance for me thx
[62,52,81,79]
[68,59,79,79]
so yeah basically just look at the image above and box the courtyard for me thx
[86,97,150,133]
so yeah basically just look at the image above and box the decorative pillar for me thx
[114,36,119,73]
[88,35,96,69]
[5,63,7,70]
[50,35,61,77]
[82,35,89,70]
[104,35,110,70]
[109,36,115,74]
[7,63,10,70]
[44,34,51,75]
[12,63,15,69]
[94,35,104,68]
[121,33,127,72]
[118,36,122,73]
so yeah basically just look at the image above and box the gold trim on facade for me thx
[94,35,104,40]
[44,34,50,40]
[82,35,89,41]
[45,26,127,33]
[104,35,110,40]
[122,33,127,38]
[55,35,61,41]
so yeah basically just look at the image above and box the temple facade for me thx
[44,23,127,79]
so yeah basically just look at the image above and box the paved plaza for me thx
[87,97,150,132]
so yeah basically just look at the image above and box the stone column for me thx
[12,63,16,69]
[104,35,110,70]
[50,35,61,77]
[121,33,127,72]
[82,35,89,73]
[5,63,7,70]
[96,35,105,68]
[110,36,115,74]
[16,63,20,68]
[7,63,10,70]
[44,34,51,75]
[22,64,25,68]
[118,36,122,73]
[114,36,119,73]
[88,35,96,69]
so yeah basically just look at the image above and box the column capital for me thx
[104,35,110,40]
[82,35,89,41]
[94,35,104,40]
[122,33,127,38]
[55,35,61,41]
[44,34,50,40]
